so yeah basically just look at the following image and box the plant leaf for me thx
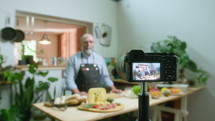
[28,64,38,74]
[47,77,58,82]
[35,81,50,93]
[37,71,49,77]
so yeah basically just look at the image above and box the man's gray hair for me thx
[80,33,93,42]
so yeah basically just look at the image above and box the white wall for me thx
[118,0,215,121]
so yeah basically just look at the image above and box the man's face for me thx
[143,65,148,70]
[82,35,94,55]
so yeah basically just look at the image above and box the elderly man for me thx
[64,33,121,95]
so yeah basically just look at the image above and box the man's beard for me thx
[83,48,93,55]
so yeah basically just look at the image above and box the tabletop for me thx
[33,87,204,121]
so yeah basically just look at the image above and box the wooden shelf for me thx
[0,81,12,85]
[15,65,66,70]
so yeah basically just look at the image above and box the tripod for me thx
[136,82,151,121]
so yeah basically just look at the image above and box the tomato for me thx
[92,104,100,108]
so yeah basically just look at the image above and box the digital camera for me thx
[116,50,177,82]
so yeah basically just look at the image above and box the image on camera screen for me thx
[132,62,160,81]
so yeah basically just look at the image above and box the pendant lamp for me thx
[39,21,51,45]
[39,34,51,45]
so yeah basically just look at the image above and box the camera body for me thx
[124,50,177,82]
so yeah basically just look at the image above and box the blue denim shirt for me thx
[64,51,114,90]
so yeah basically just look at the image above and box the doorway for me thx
[15,11,93,66]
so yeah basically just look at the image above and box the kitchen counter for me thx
[33,87,204,121]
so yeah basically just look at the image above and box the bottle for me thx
[52,57,57,66]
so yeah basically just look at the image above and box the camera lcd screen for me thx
[132,62,160,81]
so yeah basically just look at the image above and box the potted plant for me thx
[17,42,27,65]
[0,105,23,121]
[151,36,208,86]
[35,49,45,65]
[0,51,22,121]
[0,63,58,121]
[0,50,15,84]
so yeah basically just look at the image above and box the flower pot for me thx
[18,59,27,65]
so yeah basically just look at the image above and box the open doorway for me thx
[15,11,93,66]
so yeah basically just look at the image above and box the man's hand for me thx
[78,91,88,96]
[72,88,88,96]
[109,85,122,94]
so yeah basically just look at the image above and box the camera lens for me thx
[116,55,126,80]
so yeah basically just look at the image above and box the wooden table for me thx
[33,87,203,121]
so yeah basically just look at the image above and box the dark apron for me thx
[75,54,102,92]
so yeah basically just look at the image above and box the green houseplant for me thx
[151,36,208,85]
[0,51,15,83]
[0,64,58,121]
[18,42,27,65]
[0,52,22,121]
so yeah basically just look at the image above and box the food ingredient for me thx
[149,89,162,99]
[88,88,108,104]
[51,94,87,106]
[132,85,141,96]
[78,88,123,112]
[161,87,171,96]
[169,87,182,94]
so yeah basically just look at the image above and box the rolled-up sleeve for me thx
[64,57,78,90]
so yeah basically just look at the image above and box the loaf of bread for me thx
[65,99,79,105]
